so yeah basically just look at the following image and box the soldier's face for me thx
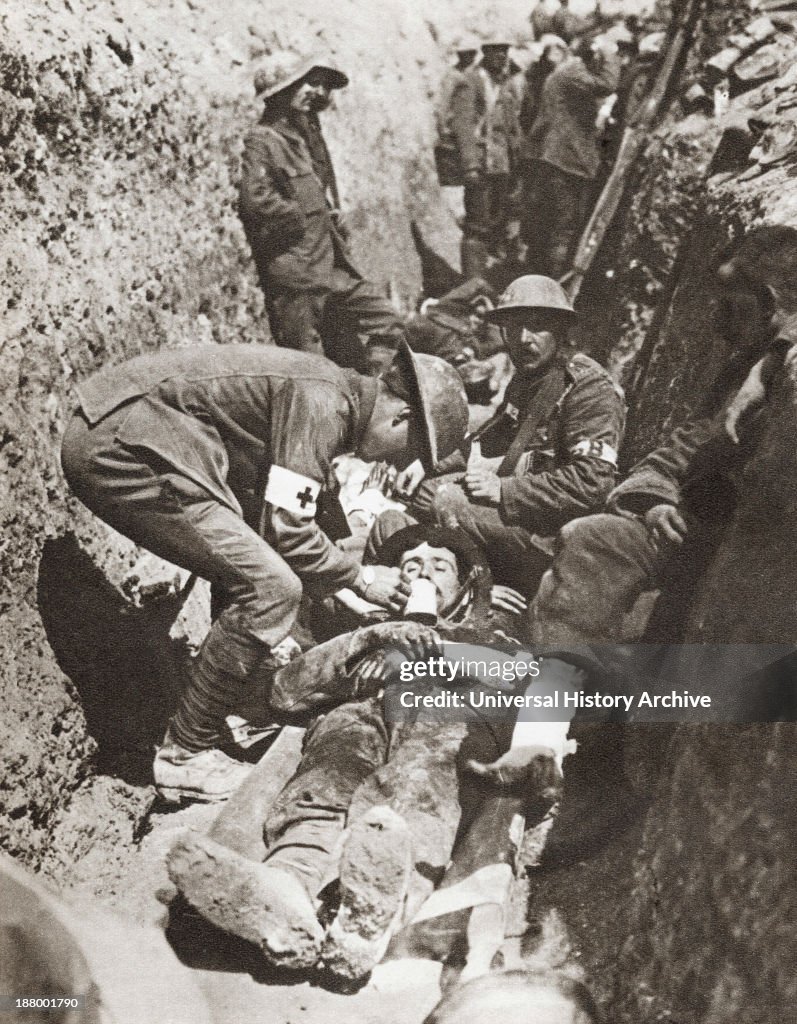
[503,317,561,375]
[358,393,420,470]
[482,47,509,75]
[545,43,568,65]
[399,543,460,613]
[290,72,332,114]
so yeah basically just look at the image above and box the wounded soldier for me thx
[168,524,579,983]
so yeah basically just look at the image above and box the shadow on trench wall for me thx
[36,534,193,786]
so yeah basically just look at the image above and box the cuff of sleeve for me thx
[302,555,360,600]
[499,478,522,524]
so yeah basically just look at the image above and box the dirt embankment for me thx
[555,8,797,1018]
[0,0,531,867]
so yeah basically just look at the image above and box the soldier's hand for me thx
[725,356,767,444]
[645,504,688,547]
[490,585,528,615]
[391,621,443,663]
[349,650,388,697]
[464,168,481,186]
[408,478,441,516]
[364,461,397,497]
[355,565,411,612]
[466,744,562,802]
[464,468,501,506]
[330,208,349,239]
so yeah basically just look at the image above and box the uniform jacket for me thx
[479,353,626,533]
[435,66,469,140]
[75,345,375,596]
[238,114,359,294]
[527,56,619,179]
[450,65,521,176]
[609,341,790,521]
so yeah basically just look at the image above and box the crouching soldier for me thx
[168,524,576,982]
[392,275,625,599]
[238,52,406,374]
[61,343,467,803]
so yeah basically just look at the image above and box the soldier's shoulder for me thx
[242,122,281,149]
[566,353,624,399]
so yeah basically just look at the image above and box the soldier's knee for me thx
[559,513,617,553]
[430,481,468,518]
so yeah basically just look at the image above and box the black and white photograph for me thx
[2,0,796,1021]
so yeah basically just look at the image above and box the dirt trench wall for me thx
[586,37,797,1022]
[0,0,534,867]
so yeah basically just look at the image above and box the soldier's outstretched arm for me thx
[269,621,441,714]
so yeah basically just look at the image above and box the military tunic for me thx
[238,114,403,369]
[423,353,626,595]
[61,345,375,747]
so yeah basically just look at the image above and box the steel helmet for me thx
[454,34,480,55]
[383,342,469,472]
[253,51,349,101]
[484,275,576,324]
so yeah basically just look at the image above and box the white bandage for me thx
[570,438,618,467]
[264,465,321,519]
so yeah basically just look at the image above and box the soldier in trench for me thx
[238,51,406,374]
[168,523,579,983]
[60,342,468,804]
[370,274,626,604]
[523,226,797,855]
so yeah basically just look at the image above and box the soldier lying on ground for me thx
[168,524,579,983]
[404,277,505,403]
[61,342,467,804]
[238,52,405,375]
[371,275,625,599]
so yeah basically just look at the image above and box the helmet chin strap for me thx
[438,566,486,626]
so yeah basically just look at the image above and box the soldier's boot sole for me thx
[167,833,323,969]
[321,805,412,983]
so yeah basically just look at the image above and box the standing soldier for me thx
[61,343,468,803]
[238,52,405,374]
[386,275,625,599]
[450,41,518,277]
[435,36,480,144]
[525,35,619,277]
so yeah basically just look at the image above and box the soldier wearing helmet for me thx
[435,35,480,142]
[450,40,520,276]
[239,51,406,375]
[391,275,625,600]
[61,343,468,803]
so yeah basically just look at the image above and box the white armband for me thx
[569,439,618,467]
[264,465,321,519]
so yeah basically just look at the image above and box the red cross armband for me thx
[264,465,321,519]
[569,439,619,467]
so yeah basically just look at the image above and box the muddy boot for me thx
[167,834,324,969]
[321,806,412,983]
[154,739,253,805]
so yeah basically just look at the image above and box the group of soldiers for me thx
[435,6,665,280]
[56,12,797,1018]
